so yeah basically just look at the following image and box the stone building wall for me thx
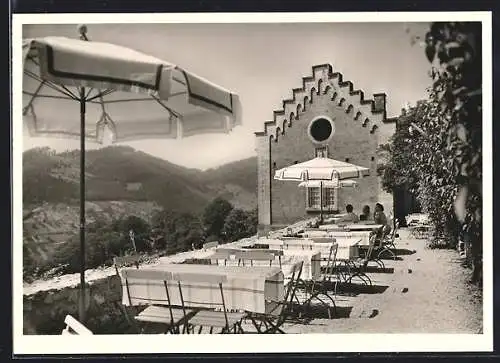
[255,64,396,229]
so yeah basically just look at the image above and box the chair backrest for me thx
[121,268,171,281]
[210,250,233,260]
[288,260,303,278]
[236,250,276,266]
[172,272,227,285]
[203,241,219,250]
[173,271,231,328]
[364,235,378,263]
[275,260,304,322]
[263,249,284,256]
[384,219,400,243]
[61,315,93,335]
[323,242,338,278]
[216,247,241,254]
[113,255,141,276]
[121,268,173,304]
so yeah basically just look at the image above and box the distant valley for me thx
[22,146,258,268]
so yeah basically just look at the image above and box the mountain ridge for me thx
[23,145,258,212]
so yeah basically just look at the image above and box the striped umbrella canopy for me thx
[23,35,242,142]
[274,157,369,221]
[274,157,369,182]
[22,26,242,323]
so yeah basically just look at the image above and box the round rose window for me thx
[308,117,335,143]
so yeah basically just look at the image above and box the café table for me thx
[238,236,360,266]
[260,237,316,250]
[209,247,321,281]
[120,263,284,315]
[302,229,372,246]
[318,223,383,232]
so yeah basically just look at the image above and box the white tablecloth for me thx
[210,248,321,281]
[120,264,284,314]
[318,223,382,232]
[303,230,372,245]
[243,236,360,262]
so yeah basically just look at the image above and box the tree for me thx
[202,197,234,239]
[153,210,204,254]
[222,208,258,242]
[115,215,152,252]
[53,219,125,273]
[423,22,482,283]
[378,106,422,195]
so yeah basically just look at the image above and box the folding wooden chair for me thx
[173,272,246,334]
[357,228,386,269]
[247,260,304,334]
[209,249,233,266]
[236,250,279,268]
[298,242,338,319]
[61,315,93,335]
[113,255,143,332]
[377,220,400,260]
[121,268,194,334]
[346,235,377,286]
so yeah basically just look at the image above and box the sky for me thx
[22,21,432,170]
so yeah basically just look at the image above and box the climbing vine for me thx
[424,22,482,283]
[382,22,483,283]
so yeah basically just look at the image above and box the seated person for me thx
[341,204,360,223]
[359,205,371,221]
[374,203,392,236]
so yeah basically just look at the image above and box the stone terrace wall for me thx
[23,275,138,335]
[23,237,258,335]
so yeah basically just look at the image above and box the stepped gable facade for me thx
[255,64,396,231]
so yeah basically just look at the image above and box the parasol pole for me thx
[78,88,86,323]
[78,24,89,323]
[319,180,324,223]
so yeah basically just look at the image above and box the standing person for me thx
[342,204,360,223]
[359,205,371,221]
[374,203,392,235]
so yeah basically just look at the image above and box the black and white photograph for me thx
[12,12,492,354]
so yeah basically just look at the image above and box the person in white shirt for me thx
[342,204,360,223]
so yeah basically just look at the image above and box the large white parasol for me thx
[274,157,369,221]
[22,25,242,322]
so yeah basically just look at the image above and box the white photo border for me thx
[12,11,493,354]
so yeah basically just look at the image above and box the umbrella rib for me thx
[27,55,40,67]
[85,89,116,102]
[59,84,80,100]
[24,70,79,100]
[151,95,181,118]
[23,81,46,114]
[23,92,76,101]
[85,87,96,100]
[88,97,155,104]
